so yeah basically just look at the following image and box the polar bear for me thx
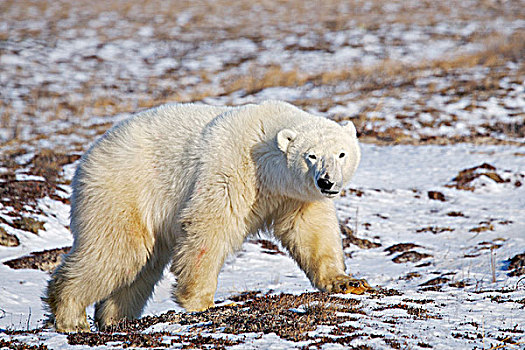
[45,100,370,332]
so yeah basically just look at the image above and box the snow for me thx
[2,5,524,144]
[1,144,524,348]
[1,0,524,348]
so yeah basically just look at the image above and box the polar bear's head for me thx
[277,120,360,200]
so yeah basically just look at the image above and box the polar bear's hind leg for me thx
[46,202,155,332]
[94,237,171,329]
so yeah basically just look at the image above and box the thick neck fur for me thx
[251,139,308,202]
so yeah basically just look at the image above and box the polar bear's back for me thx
[70,103,233,238]
[70,101,329,239]
[77,104,226,183]
[127,103,233,150]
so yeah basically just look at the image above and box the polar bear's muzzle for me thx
[310,155,344,197]
[316,177,338,195]
[315,171,343,197]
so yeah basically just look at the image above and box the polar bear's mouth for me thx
[320,189,339,197]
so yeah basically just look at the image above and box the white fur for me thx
[45,100,362,332]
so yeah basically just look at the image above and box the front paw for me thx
[327,275,372,295]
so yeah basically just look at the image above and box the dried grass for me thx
[224,65,307,95]
[1,0,524,148]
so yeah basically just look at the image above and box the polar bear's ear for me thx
[277,129,297,153]
[341,120,357,137]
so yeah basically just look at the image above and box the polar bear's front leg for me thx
[274,199,371,295]
[171,228,235,311]
[170,187,247,311]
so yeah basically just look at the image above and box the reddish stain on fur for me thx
[195,247,207,268]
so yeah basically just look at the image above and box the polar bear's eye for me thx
[339,152,346,158]
[308,154,317,160]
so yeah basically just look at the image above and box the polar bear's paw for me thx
[328,275,372,295]
[54,318,91,333]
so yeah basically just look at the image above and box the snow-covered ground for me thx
[1,0,524,349]
[1,144,523,349]
[2,1,524,145]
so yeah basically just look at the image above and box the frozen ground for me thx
[1,0,524,349]
[1,144,524,349]
[1,0,524,145]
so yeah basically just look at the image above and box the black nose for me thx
[317,178,334,190]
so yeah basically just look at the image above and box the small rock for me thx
[420,277,450,286]
[400,272,421,280]
[0,227,20,247]
[12,217,45,234]
[393,251,432,264]
[340,225,381,249]
[447,211,466,217]
[384,243,421,255]
[3,247,70,272]
[428,191,446,201]
[416,226,454,234]
[507,252,525,277]
[469,224,494,233]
